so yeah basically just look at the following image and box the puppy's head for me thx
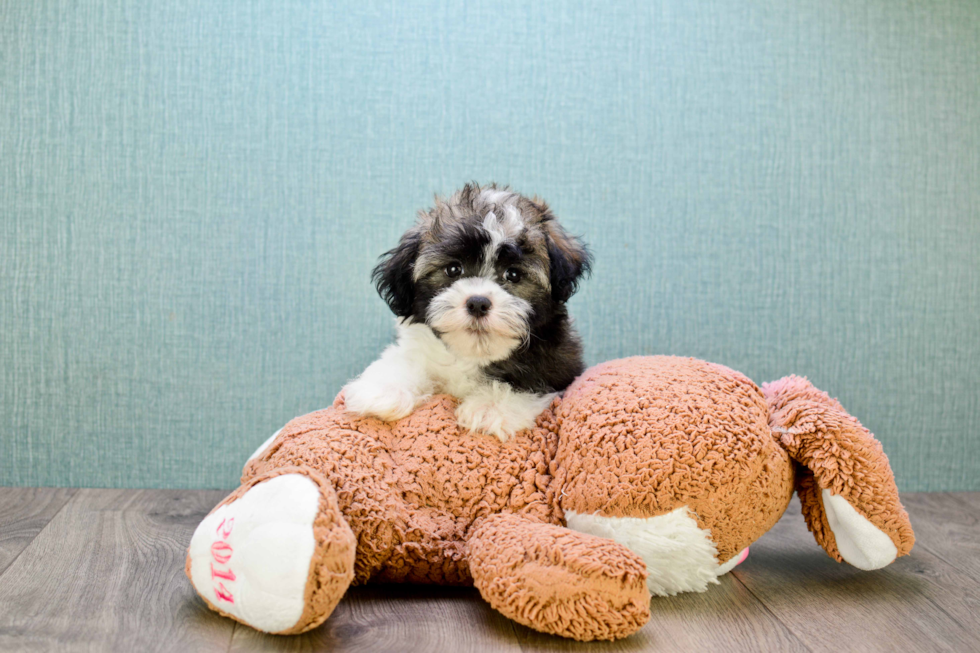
[373,183,591,363]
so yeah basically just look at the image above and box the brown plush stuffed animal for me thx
[186,356,914,641]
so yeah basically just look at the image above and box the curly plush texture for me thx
[554,357,794,563]
[468,513,651,641]
[187,355,914,642]
[243,394,563,585]
[762,375,915,560]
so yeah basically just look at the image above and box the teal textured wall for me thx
[2,1,978,491]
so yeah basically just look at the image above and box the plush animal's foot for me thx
[821,490,897,570]
[467,514,650,641]
[186,469,356,634]
[455,388,553,441]
[343,377,426,422]
[763,375,914,567]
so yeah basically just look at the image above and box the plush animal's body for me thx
[186,356,914,641]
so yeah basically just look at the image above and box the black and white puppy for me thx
[343,183,592,440]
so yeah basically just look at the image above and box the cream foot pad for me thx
[188,474,321,633]
[822,489,898,570]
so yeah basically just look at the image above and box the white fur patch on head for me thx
[480,210,524,277]
[479,187,519,206]
[426,277,530,363]
[564,506,727,596]
[821,489,898,570]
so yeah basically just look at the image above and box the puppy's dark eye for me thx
[504,268,522,283]
[445,263,463,278]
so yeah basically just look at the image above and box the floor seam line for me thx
[898,545,973,636]
[944,492,980,517]
[0,487,79,578]
[913,539,980,585]
[730,572,815,653]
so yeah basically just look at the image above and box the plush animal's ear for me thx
[542,214,592,303]
[372,229,422,318]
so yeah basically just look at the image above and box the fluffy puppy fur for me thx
[344,183,592,440]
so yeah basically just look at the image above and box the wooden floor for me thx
[0,490,977,653]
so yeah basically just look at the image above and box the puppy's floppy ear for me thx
[372,228,422,318]
[541,212,592,303]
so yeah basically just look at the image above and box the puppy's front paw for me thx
[343,378,424,422]
[456,396,541,441]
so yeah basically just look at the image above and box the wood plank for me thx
[0,487,76,574]
[513,573,808,653]
[946,492,980,516]
[2,490,978,651]
[0,488,234,653]
[231,535,804,651]
[902,492,980,582]
[230,584,523,653]
[732,497,979,653]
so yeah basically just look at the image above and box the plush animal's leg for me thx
[763,376,915,569]
[467,513,650,642]
[186,466,356,634]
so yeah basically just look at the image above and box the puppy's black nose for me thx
[465,296,492,317]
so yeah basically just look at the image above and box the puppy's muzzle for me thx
[465,295,492,317]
